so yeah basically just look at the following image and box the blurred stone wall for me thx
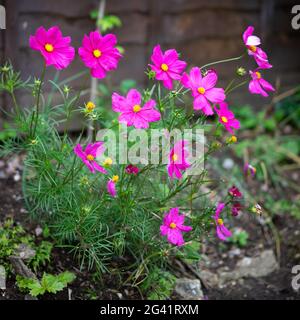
[0,0,299,127]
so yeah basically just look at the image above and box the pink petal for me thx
[259,78,275,92]
[169,60,187,74]
[151,44,163,66]
[205,88,226,103]
[193,95,211,112]
[202,70,218,90]
[162,77,173,90]
[160,225,169,236]
[163,49,179,65]
[127,89,141,106]
[91,67,107,79]
[167,229,185,246]
[189,67,202,87]
[74,144,85,161]
[107,180,117,197]
[92,161,107,174]
[249,80,268,97]
[242,26,254,44]
[112,92,132,112]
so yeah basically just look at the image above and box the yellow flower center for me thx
[217,218,223,225]
[112,175,119,183]
[255,71,261,79]
[221,116,228,123]
[93,49,102,58]
[86,101,95,112]
[170,222,177,229]
[172,154,178,161]
[197,87,206,94]
[103,157,113,166]
[230,135,237,143]
[249,45,257,52]
[86,154,95,161]
[45,43,54,52]
[161,63,169,71]
[133,104,141,113]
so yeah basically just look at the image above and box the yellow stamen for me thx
[221,116,228,123]
[197,87,206,94]
[86,154,94,161]
[249,45,257,52]
[172,154,178,161]
[86,101,96,112]
[161,63,169,71]
[230,135,237,143]
[103,157,113,166]
[217,218,223,225]
[93,49,102,58]
[133,104,141,113]
[112,175,119,183]
[170,222,177,229]
[255,71,261,79]
[45,43,54,52]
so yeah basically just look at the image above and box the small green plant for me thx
[228,228,249,247]
[16,271,76,297]
[141,267,177,300]
[0,219,53,274]
[29,241,53,272]
[0,219,32,271]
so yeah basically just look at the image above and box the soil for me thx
[0,156,300,300]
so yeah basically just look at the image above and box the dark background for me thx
[0,0,299,127]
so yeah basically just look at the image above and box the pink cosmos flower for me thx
[112,89,161,129]
[125,164,139,175]
[231,202,242,217]
[167,140,190,180]
[74,142,107,174]
[249,70,275,97]
[181,68,226,115]
[29,26,75,70]
[107,175,119,197]
[242,26,272,69]
[244,163,256,177]
[213,203,232,241]
[215,102,240,134]
[149,45,187,90]
[228,186,242,198]
[160,207,192,246]
[78,31,122,79]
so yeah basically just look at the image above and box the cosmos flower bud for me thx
[236,67,246,76]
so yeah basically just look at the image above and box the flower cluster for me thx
[28,24,275,248]
[243,26,275,97]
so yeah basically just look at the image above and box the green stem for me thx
[31,63,46,138]
[200,54,244,70]
[10,90,21,119]
[226,80,248,95]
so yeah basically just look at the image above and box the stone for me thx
[35,226,43,237]
[222,158,234,170]
[15,244,36,260]
[175,278,204,300]
[219,250,279,284]
[198,270,219,288]
[0,265,6,290]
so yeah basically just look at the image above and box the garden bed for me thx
[1,155,299,300]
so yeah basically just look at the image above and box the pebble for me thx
[222,158,234,170]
